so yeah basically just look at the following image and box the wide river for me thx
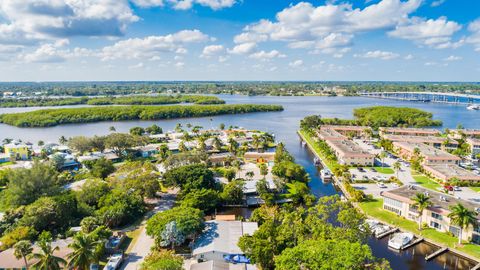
[1,95,479,270]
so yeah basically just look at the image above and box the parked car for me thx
[377,182,387,188]
[358,167,365,172]
[370,168,376,172]
[454,186,461,191]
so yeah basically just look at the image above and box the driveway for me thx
[121,191,177,270]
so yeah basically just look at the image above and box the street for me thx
[120,192,177,270]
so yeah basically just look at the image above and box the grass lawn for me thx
[0,161,14,167]
[470,187,480,193]
[412,174,442,191]
[299,130,339,171]
[359,199,480,259]
[371,167,394,174]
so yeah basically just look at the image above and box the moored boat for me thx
[388,232,414,250]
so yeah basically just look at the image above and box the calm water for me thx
[1,95,479,269]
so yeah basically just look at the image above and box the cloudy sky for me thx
[0,0,479,81]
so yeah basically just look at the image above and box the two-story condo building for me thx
[379,127,441,137]
[392,141,461,165]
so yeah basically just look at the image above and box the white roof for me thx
[243,179,276,194]
[192,221,258,256]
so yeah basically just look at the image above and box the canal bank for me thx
[298,128,480,269]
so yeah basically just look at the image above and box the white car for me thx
[377,182,387,188]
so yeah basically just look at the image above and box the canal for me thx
[1,95,479,269]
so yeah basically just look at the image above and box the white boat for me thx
[361,219,379,232]
[467,104,480,110]
[388,232,414,250]
[105,253,123,270]
[320,169,332,180]
[373,224,391,237]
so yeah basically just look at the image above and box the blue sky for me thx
[0,0,479,82]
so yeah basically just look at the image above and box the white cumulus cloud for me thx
[227,42,257,55]
[354,50,400,60]
[249,50,286,60]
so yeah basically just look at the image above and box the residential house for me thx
[0,153,10,163]
[4,142,30,160]
[467,138,480,159]
[192,220,258,262]
[382,185,480,244]
[244,152,275,164]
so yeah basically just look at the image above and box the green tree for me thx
[393,161,401,178]
[411,193,433,230]
[245,171,255,181]
[180,189,220,212]
[221,180,244,205]
[49,154,66,170]
[130,127,145,136]
[14,240,33,270]
[379,151,387,168]
[285,181,312,206]
[224,168,236,182]
[111,161,160,198]
[0,226,37,250]
[145,124,162,135]
[140,250,183,270]
[29,238,66,270]
[109,126,116,132]
[275,240,386,270]
[157,144,171,161]
[4,161,61,207]
[67,233,101,270]
[105,133,146,157]
[68,136,94,154]
[448,203,478,244]
[59,136,67,145]
[227,138,239,154]
[76,179,110,210]
[146,206,204,245]
[159,221,185,249]
[258,163,268,179]
[163,164,217,194]
[90,158,115,179]
[37,140,45,147]
[96,188,145,227]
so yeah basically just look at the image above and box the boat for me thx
[313,157,321,165]
[388,232,414,250]
[467,104,480,110]
[105,253,123,270]
[373,224,391,237]
[320,169,332,180]
[301,141,306,147]
[361,219,379,232]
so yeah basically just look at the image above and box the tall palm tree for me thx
[29,240,66,270]
[448,203,477,245]
[379,151,387,168]
[393,161,401,178]
[411,192,433,230]
[14,240,33,270]
[59,136,67,145]
[67,233,102,270]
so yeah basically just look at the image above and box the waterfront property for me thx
[392,141,461,165]
[326,139,375,166]
[451,129,480,139]
[3,141,30,160]
[191,220,258,267]
[0,153,10,163]
[382,185,480,245]
[379,127,441,137]
[316,126,345,141]
[382,134,458,150]
[423,164,480,183]
[321,125,372,138]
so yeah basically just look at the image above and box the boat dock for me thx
[471,262,480,270]
[376,228,398,239]
[401,238,424,250]
[425,247,449,261]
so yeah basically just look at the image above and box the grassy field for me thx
[0,161,14,167]
[359,199,480,259]
[470,187,480,193]
[412,174,442,191]
[372,167,394,174]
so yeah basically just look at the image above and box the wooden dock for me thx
[376,228,398,239]
[401,238,424,250]
[425,247,448,261]
[471,262,480,270]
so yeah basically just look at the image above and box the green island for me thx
[0,95,225,108]
[0,104,283,127]
[317,106,442,128]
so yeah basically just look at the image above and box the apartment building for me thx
[382,185,480,244]
[450,129,480,139]
[326,139,375,166]
[316,127,345,141]
[392,141,461,165]
[322,125,372,138]
[423,164,480,183]
[382,134,458,150]
[467,138,480,158]
[379,127,441,137]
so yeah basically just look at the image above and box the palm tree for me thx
[29,240,66,270]
[448,203,477,245]
[393,161,401,178]
[67,233,101,270]
[227,138,239,155]
[59,136,67,145]
[14,240,33,270]
[379,151,387,168]
[411,192,433,230]
[109,126,116,132]
[252,135,261,151]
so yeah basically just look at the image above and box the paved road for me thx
[121,192,177,270]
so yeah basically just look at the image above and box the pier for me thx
[425,247,449,261]
[359,91,480,105]
[376,227,398,239]
[401,238,424,250]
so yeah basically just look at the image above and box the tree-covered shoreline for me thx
[0,104,284,127]
[0,95,224,108]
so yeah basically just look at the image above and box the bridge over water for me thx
[359,91,480,104]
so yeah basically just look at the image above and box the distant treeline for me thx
[0,104,284,127]
[1,81,480,97]
[301,106,442,129]
[0,95,224,108]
